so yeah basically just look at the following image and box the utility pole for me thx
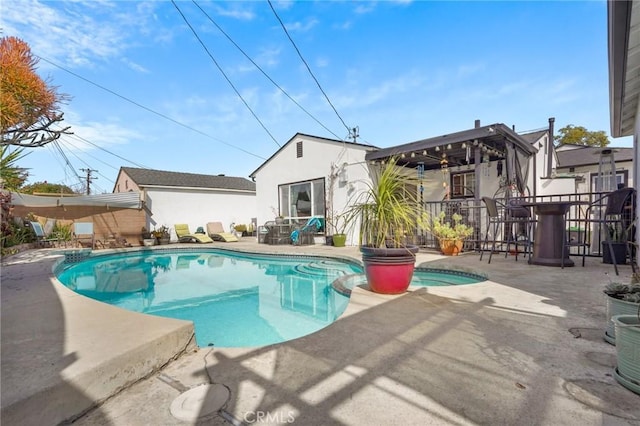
[79,168,97,195]
[349,126,359,143]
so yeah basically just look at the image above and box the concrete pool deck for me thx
[1,240,639,425]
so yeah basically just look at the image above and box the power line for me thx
[36,56,267,161]
[56,141,109,193]
[192,0,344,142]
[58,128,150,170]
[171,0,281,148]
[267,0,351,135]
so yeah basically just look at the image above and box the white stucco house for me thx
[251,113,634,249]
[249,133,377,245]
[113,167,256,241]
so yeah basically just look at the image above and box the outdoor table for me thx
[522,200,588,267]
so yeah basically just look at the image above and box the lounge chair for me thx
[73,222,95,249]
[30,221,58,247]
[206,222,238,242]
[174,224,214,243]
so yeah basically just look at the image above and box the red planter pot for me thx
[360,245,419,294]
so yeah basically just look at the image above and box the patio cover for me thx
[9,191,143,209]
[365,123,538,195]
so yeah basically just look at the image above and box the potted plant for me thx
[141,227,155,246]
[153,225,171,245]
[234,224,247,237]
[612,312,640,395]
[602,224,628,264]
[603,276,640,344]
[343,157,421,294]
[331,214,348,247]
[427,211,474,255]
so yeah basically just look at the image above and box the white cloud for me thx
[3,0,160,71]
[285,19,319,32]
[354,2,376,15]
[120,58,149,74]
[315,57,329,68]
[214,3,256,21]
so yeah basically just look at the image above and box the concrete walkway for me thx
[2,241,639,425]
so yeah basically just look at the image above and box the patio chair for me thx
[73,222,95,249]
[29,221,58,248]
[174,223,214,243]
[479,197,534,263]
[264,220,291,245]
[206,222,238,242]
[290,217,323,245]
[582,187,636,275]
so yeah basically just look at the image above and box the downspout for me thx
[474,120,482,249]
[532,147,537,198]
[546,117,555,178]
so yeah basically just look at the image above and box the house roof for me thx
[518,129,548,146]
[248,133,378,178]
[608,0,639,137]
[365,123,538,171]
[119,167,256,192]
[555,146,634,168]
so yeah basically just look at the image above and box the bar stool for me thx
[505,198,535,261]
[480,197,532,263]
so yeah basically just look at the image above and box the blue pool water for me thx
[56,249,485,348]
[56,249,362,348]
[410,268,485,286]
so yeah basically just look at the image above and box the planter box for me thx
[602,242,627,264]
[605,295,640,344]
[612,315,640,395]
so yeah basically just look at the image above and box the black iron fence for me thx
[421,191,636,259]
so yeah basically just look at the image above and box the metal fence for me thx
[421,191,636,259]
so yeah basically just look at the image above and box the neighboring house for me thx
[249,133,377,245]
[113,167,256,240]
[555,145,634,193]
[518,119,634,196]
[608,0,640,265]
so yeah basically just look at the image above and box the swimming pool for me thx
[56,249,362,348]
[56,248,485,348]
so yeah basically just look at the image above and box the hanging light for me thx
[411,152,416,158]
[446,144,452,150]
[440,153,449,176]
[417,162,425,180]
[483,153,490,177]
[435,146,440,152]
[422,150,427,156]
[401,153,406,158]
[461,142,467,148]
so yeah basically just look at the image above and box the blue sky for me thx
[3,0,628,194]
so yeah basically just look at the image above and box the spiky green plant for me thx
[343,157,422,248]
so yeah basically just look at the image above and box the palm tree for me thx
[0,145,29,190]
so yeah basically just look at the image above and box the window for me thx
[279,178,325,224]
[296,141,303,158]
[450,171,475,198]
[590,170,628,192]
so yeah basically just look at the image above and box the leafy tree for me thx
[0,145,29,190]
[554,125,610,147]
[21,181,76,195]
[0,36,71,147]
